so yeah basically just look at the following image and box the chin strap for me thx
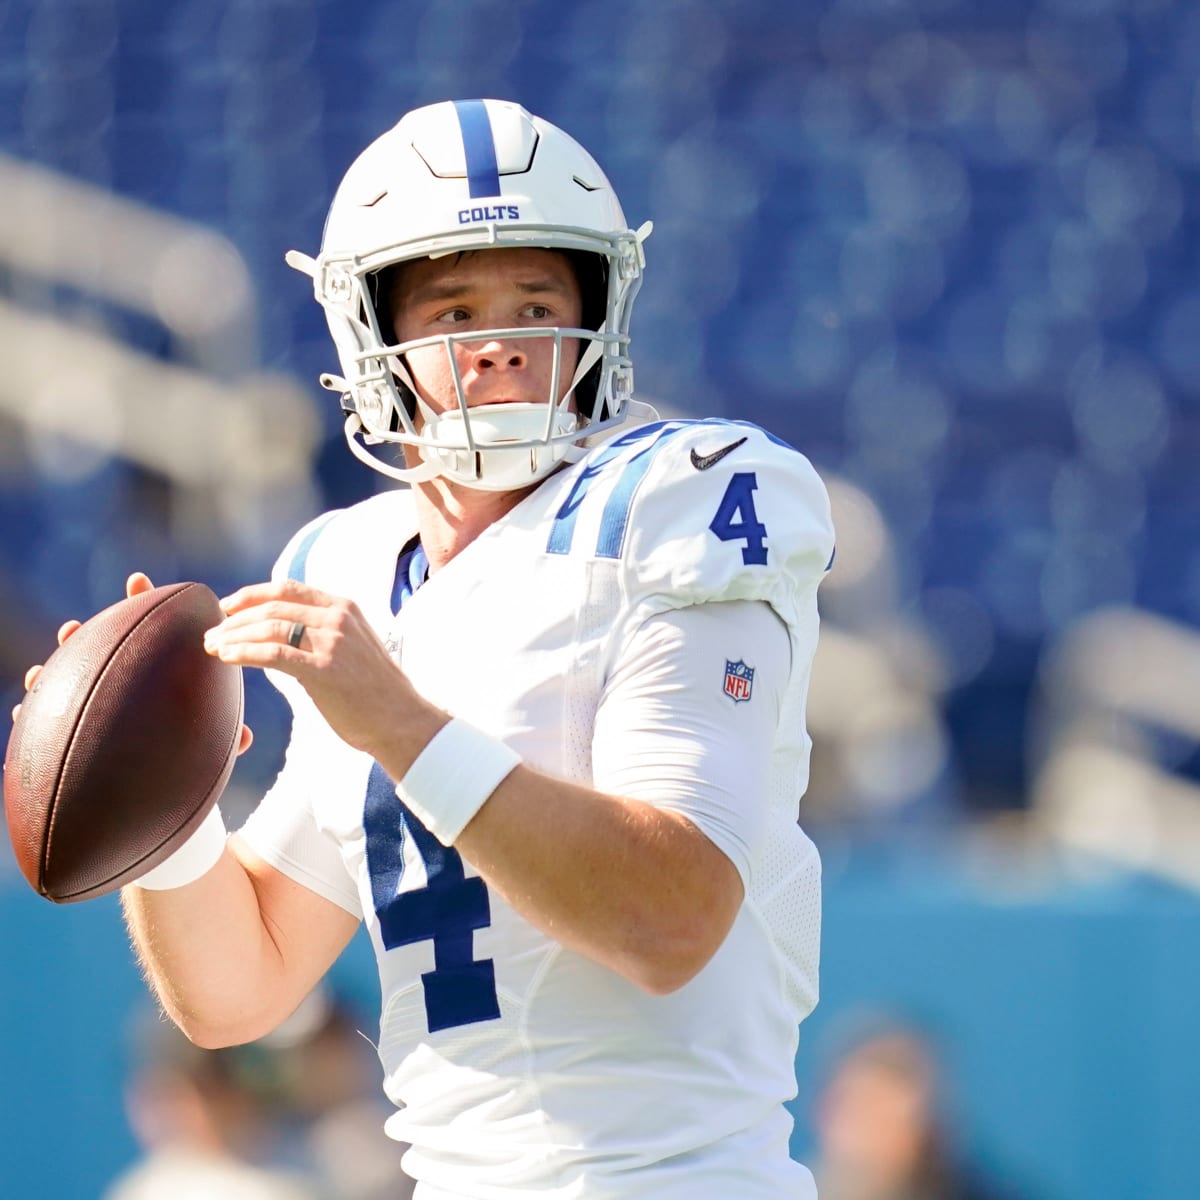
[328,374,437,481]
[342,414,441,483]
[340,391,658,487]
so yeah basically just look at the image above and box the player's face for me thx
[389,248,584,423]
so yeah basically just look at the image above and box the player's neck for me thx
[411,476,540,573]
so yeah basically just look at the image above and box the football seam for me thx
[39,582,199,893]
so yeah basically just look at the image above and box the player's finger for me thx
[219,579,334,615]
[205,618,313,658]
[207,600,315,636]
[56,620,81,646]
[206,638,305,670]
[237,724,254,756]
[24,664,43,691]
[126,572,154,598]
[207,619,316,667]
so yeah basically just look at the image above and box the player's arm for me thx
[17,573,361,1049]
[208,583,790,995]
[120,575,361,1046]
[459,778,743,995]
[120,839,360,1048]
[133,671,371,1048]
[454,599,787,993]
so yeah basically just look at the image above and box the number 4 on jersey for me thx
[710,472,769,565]
[364,762,500,1033]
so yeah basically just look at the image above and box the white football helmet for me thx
[287,99,651,490]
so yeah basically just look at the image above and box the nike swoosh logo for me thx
[690,436,747,471]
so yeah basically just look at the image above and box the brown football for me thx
[3,582,242,902]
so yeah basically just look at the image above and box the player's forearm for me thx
[454,767,744,994]
[363,695,742,992]
[120,850,293,1047]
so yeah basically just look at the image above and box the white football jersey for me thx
[238,418,835,1199]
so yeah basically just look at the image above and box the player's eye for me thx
[523,303,553,321]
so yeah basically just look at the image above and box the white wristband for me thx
[133,805,227,890]
[396,718,521,845]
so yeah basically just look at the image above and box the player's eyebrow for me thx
[405,276,573,306]
[513,277,573,295]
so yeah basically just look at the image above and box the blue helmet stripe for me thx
[453,100,502,199]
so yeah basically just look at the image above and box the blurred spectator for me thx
[263,989,415,1200]
[105,987,413,1200]
[811,1019,1025,1200]
[103,1013,317,1200]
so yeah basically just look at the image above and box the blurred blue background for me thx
[3,0,1200,1197]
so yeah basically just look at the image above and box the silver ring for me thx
[287,621,305,649]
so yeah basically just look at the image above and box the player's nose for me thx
[468,337,527,372]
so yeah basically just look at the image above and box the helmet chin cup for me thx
[420,403,579,492]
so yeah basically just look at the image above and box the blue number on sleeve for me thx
[710,471,769,565]
[363,761,500,1033]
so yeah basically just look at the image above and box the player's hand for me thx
[206,579,443,764]
[13,573,255,757]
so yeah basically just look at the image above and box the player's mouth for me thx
[467,396,544,408]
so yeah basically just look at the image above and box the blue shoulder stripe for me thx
[725,418,798,454]
[595,426,692,558]
[546,422,680,557]
[285,511,343,583]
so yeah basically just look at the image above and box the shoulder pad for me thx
[265,491,416,706]
[270,491,416,590]
[272,509,345,586]
[545,419,834,619]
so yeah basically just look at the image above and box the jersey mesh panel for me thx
[754,782,821,1021]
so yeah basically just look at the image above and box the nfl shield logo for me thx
[723,659,754,703]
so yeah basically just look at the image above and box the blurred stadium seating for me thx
[3,0,1197,823]
[2,0,1200,1196]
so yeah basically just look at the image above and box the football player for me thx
[40,100,836,1198]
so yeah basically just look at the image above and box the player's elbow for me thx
[628,843,743,995]
[625,910,736,996]
[629,937,722,995]
[634,957,706,996]
[162,992,291,1051]
[181,1021,244,1051]
[174,1007,281,1050]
